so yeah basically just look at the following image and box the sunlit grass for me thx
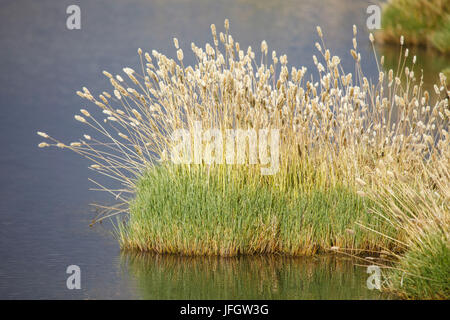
[364,162,449,299]
[388,231,449,299]
[118,164,395,256]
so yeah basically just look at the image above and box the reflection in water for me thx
[122,253,388,299]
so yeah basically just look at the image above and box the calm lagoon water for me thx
[0,0,446,299]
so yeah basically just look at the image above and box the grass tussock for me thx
[389,231,449,299]
[119,165,394,256]
[38,20,449,298]
[364,161,450,299]
[379,0,450,53]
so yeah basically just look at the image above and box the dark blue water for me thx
[0,0,440,299]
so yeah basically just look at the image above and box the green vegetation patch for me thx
[388,231,450,299]
[119,165,393,256]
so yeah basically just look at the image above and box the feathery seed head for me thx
[261,40,268,55]
[123,67,135,75]
[177,49,184,61]
[356,178,366,186]
[74,115,86,123]
[316,26,323,38]
[118,132,129,140]
[80,109,90,117]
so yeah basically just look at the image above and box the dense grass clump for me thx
[365,162,450,299]
[380,0,450,53]
[38,19,448,298]
[388,231,449,299]
[119,165,393,256]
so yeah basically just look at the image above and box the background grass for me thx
[380,0,450,53]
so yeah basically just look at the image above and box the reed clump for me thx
[38,20,449,298]
[119,164,393,255]
[362,160,449,299]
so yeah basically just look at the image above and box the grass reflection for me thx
[122,253,389,299]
